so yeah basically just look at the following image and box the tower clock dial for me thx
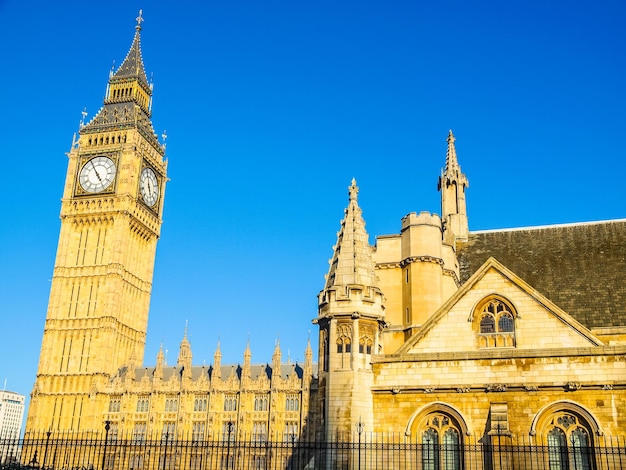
[79,156,116,193]
[140,167,159,207]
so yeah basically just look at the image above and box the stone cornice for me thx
[371,382,625,395]
[374,345,626,363]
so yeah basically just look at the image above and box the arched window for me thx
[546,413,593,470]
[532,403,598,470]
[359,336,373,355]
[321,329,329,372]
[418,413,463,470]
[476,297,516,347]
[336,323,352,369]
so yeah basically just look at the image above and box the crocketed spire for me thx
[81,11,162,152]
[177,325,192,367]
[323,179,378,290]
[439,130,469,241]
[243,339,251,378]
[212,340,222,380]
[111,10,150,88]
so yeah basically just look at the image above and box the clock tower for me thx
[26,12,167,432]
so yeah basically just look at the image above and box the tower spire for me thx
[316,180,385,439]
[243,339,252,378]
[213,340,222,380]
[322,179,378,291]
[81,11,161,152]
[177,325,192,379]
[438,130,469,242]
[112,10,149,87]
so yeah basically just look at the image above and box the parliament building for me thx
[25,13,626,469]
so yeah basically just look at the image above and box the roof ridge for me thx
[471,218,626,234]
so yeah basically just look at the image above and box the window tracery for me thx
[476,297,516,347]
[336,323,352,368]
[545,412,593,470]
[420,413,462,470]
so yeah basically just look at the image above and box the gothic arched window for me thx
[546,413,593,470]
[532,403,600,470]
[336,323,352,369]
[476,297,517,347]
[419,413,463,470]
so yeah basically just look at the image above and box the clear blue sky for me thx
[0,0,625,426]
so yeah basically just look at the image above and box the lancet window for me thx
[193,396,207,412]
[224,395,237,412]
[164,397,178,412]
[136,396,149,413]
[285,395,300,412]
[254,395,268,411]
[192,422,205,442]
[336,323,352,369]
[108,397,121,413]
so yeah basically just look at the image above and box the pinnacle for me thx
[445,129,460,174]
[323,180,377,290]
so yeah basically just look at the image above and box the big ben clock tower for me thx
[26,12,167,433]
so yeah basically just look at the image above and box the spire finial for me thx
[136,10,144,31]
[349,178,359,202]
[79,108,87,129]
[445,129,460,174]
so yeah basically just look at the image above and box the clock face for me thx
[140,167,159,207]
[79,156,116,193]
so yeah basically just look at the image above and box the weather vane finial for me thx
[136,10,144,30]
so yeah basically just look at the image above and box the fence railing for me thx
[1,432,625,470]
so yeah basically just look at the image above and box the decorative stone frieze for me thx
[566,382,582,391]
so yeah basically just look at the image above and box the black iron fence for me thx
[1,431,625,470]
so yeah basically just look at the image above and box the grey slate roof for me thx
[457,219,626,329]
[129,362,316,383]
[111,28,150,88]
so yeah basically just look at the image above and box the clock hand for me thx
[90,160,103,183]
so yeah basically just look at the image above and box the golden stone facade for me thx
[316,132,626,468]
[27,14,626,470]
[25,16,318,443]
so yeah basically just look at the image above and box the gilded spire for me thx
[323,179,378,290]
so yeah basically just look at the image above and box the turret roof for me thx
[323,179,378,290]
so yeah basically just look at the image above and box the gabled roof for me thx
[457,219,626,329]
[396,257,603,356]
